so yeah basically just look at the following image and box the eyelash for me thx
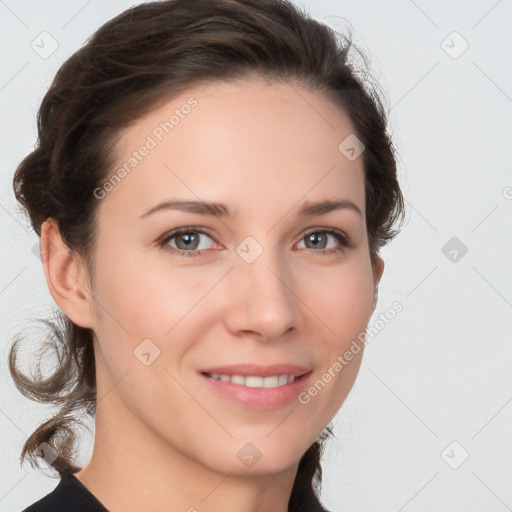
[157,227,353,257]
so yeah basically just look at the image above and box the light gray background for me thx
[1,1,511,511]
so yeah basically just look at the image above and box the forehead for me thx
[97,78,366,224]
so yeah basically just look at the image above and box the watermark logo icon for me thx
[236,236,263,264]
[338,134,365,161]
[37,442,58,466]
[441,31,469,59]
[441,441,469,469]
[134,338,161,366]
[236,442,262,468]
[31,31,59,59]
[442,236,468,263]
[32,236,58,263]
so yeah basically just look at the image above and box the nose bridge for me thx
[226,234,300,339]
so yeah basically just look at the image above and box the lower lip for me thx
[199,371,313,410]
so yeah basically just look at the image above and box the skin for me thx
[40,76,384,512]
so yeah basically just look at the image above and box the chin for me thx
[204,433,315,476]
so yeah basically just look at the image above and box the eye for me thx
[157,227,352,257]
[296,228,352,255]
[158,228,217,256]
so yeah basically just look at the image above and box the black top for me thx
[21,470,331,511]
[21,470,109,512]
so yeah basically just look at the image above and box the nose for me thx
[223,245,304,343]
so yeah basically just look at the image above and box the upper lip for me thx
[198,363,312,378]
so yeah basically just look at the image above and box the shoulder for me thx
[21,471,108,512]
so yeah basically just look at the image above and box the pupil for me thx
[308,233,325,248]
[178,233,198,250]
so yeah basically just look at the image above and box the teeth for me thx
[207,373,296,388]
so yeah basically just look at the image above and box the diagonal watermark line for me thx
[398,472,439,511]
[96,368,132,404]
[0,62,29,92]
[199,471,234,502]
[265,265,336,335]
[287,80,336,130]
[0,407,28,437]
[408,0,439,28]
[199,77,216,94]
[265,409,295,438]
[63,267,132,336]
[266,164,337,234]
[471,396,512,439]
[163,163,234,236]
[0,472,29,504]
[0,265,28,296]
[61,0,93,29]
[5,211,131,336]
[0,202,31,231]
[0,0,29,28]
[162,267,234,337]
[163,368,233,438]
[265,471,292,495]
[472,61,512,104]
[405,266,438,297]
[369,368,439,438]
[471,0,503,30]
[472,471,512,511]
[471,265,512,308]
[391,62,439,111]
[470,205,499,233]
[406,200,439,233]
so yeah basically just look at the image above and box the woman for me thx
[10,0,405,510]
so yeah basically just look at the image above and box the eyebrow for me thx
[140,198,363,219]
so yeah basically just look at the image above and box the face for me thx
[75,77,382,476]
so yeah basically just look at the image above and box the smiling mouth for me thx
[199,369,313,409]
[201,371,311,388]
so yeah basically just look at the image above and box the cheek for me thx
[304,254,374,398]
[305,257,374,342]
[89,255,198,416]
[90,250,219,393]
[92,249,200,339]
[296,259,373,430]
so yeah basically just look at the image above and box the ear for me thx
[39,218,95,329]
[373,255,385,286]
[371,256,385,314]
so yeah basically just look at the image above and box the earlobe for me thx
[40,218,95,329]
[374,256,385,286]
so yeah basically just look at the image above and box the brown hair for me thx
[9,0,405,510]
